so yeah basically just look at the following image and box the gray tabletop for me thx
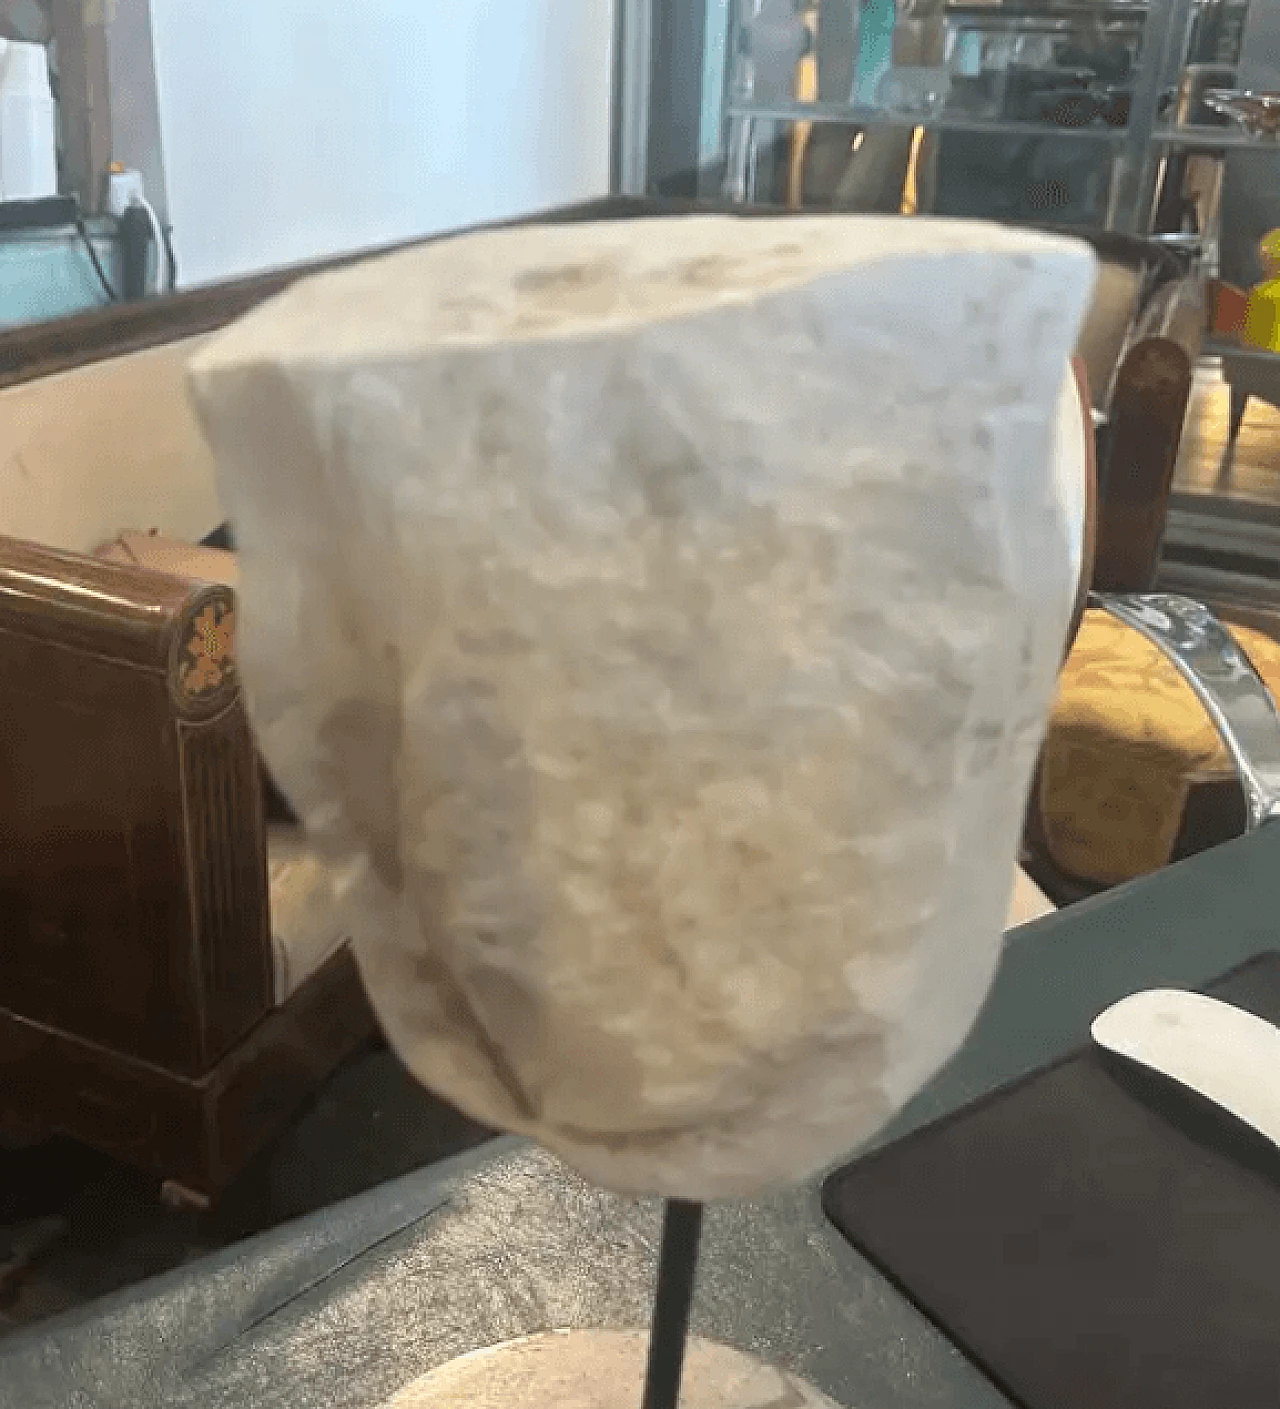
[4,823,1279,1409]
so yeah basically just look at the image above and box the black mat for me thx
[823,951,1280,1409]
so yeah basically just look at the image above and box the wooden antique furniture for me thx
[1032,604,1280,898]
[0,535,377,1204]
[1028,243,1280,903]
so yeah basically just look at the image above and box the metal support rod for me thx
[615,0,654,195]
[641,1199,705,1409]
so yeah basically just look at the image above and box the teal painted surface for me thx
[852,0,896,104]
[0,225,123,329]
[700,0,732,166]
[953,30,982,78]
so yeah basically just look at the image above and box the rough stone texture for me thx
[188,215,1095,1200]
[380,1330,841,1408]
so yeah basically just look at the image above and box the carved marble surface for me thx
[189,214,1095,1199]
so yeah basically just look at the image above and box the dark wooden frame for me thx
[1091,266,1206,591]
[1020,255,1261,907]
[1,949,375,1197]
[0,196,663,390]
[47,0,113,214]
[0,199,1195,388]
[0,535,379,1199]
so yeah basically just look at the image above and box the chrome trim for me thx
[1092,590,1280,829]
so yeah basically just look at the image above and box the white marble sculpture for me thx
[188,215,1095,1201]
[381,1331,840,1407]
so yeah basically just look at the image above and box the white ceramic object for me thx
[381,1330,841,1408]
[0,39,56,201]
[189,214,1096,1200]
[1092,988,1280,1149]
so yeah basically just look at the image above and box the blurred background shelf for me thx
[1154,122,1280,146]
[632,0,1279,239]
[727,102,1280,151]
[727,98,1133,138]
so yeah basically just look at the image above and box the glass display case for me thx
[622,0,1272,239]
[616,0,1280,695]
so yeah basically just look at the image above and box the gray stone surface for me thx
[3,822,1279,1409]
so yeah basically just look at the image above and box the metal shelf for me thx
[947,0,1149,15]
[727,98,1128,143]
[714,0,1271,233]
[727,103,1280,153]
[1153,123,1280,149]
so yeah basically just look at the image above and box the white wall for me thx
[0,338,223,552]
[148,0,615,288]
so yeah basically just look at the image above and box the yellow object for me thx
[1040,608,1280,885]
[1243,275,1280,351]
[1241,229,1280,348]
[788,6,819,210]
[899,126,926,215]
[1259,227,1280,280]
